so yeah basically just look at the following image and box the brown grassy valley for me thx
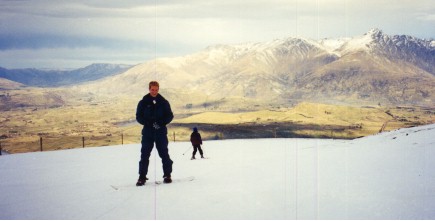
[1,84,433,154]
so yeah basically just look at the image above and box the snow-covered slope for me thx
[0,124,434,219]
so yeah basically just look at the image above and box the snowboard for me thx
[155,176,195,185]
[110,176,195,190]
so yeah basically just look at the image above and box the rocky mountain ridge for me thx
[77,29,433,110]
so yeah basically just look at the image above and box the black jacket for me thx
[190,131,202,146]
[136,94,173,134]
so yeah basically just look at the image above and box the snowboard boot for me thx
[136,175,148,186]
[163,175,172,183]
[191,155,196,160]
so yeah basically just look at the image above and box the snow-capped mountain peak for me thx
[366,28,384,38]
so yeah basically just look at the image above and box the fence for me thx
[0,134,139,154]
[0,122,386,155]
[0,132,187,154]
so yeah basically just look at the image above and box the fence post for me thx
[40,137,43,152]
[82,137,85,148]
[173,131,175,142]
[121,133,124,145]
[0,142,2,155]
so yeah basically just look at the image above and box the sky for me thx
[0,0,434,69]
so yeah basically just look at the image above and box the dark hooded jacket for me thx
[136,93,173,135]
[190,128,202,146]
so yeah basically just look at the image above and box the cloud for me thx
[0,0,433,69]
[417,13,435,21]
[0,33,149,50]
[0,47,149,69]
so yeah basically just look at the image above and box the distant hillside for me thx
[0,77,24,90]
[0,63,133,87]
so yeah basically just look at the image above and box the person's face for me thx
[149,85,159,97]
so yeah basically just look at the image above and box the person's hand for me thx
[153,122,161,130]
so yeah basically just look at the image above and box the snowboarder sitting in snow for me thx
[135,81,174,186]
[190,127,204,160]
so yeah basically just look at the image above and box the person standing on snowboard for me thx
[190,127,204,160]
[136,81,174,186]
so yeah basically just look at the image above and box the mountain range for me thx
[1,29,434,110]
[75,28,434,110]
[0,63,132,87]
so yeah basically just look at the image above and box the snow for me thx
[339,33,374,54]
[1,124,435,219]
[318,38,351,55]
[156,57,187,69]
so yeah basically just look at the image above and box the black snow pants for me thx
[139,129,173,177]
[192,144,203,157]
